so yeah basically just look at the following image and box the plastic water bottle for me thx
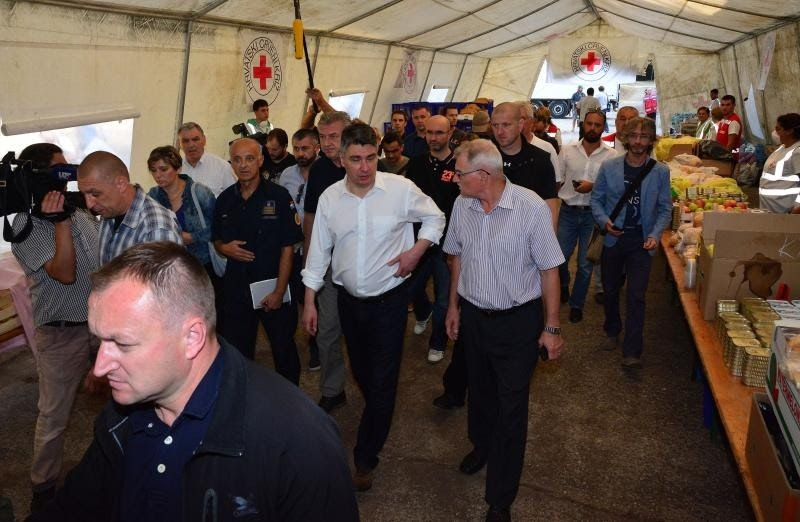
[685,257,697,290]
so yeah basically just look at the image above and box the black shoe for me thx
[486,505,511,522]
[621,356,643,369]
[308,354,321,372]
[318,391,346,413]
[353,468,373,492]
[433,392,465,410]
[560,287,569,304]
[594,292,604,305]
[602,335,619,351]
[568,307,583,323]
[459,449,487,475]
[30,485,56,513]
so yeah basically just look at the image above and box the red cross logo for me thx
[252,55,273,90]
[580,51,602,72]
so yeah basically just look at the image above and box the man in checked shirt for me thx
[77,150,182,266]
[443,139,565,522]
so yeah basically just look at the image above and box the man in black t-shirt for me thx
[490,102,558,230]
[263,128,297,180]
[303,110,352,413]
[405,115,460,365]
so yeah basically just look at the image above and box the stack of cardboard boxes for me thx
[696,213,800,320]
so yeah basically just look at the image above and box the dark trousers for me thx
[461,297,542,508]
[600,233,653,358]
[220,300,300,385]
[337,283,408,472]
[442,339,467,401]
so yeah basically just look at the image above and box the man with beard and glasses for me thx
[280,128,322,371]
[556,110,616,323]
[591,117,671,369]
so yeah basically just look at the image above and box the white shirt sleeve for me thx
[300,194,334,292]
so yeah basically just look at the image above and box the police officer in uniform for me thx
[213,138,303,384]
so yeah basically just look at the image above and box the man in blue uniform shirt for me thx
[213,138,303,383]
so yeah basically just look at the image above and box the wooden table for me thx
[660,233,762,521]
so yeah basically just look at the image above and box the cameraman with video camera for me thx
[9,143,100,514]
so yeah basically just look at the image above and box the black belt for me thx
[466,298,540,317]
[564,203,592,211]
[336,279,409,303]
[43,320,87,328]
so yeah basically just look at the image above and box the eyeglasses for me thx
[295,183,305,204]
[454,169,488,179]
[627,133,652,141]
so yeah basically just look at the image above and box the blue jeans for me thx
[407,247,450,350]
[557,204,596,309]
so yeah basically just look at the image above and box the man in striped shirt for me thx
[443,139,565,522]
[77,151,182,265]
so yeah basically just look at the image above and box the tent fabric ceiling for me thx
[27,0,800,56]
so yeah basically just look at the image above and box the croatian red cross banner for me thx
[546,38,637,85]
[241,31,287,107]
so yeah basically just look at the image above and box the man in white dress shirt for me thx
[302,123,444,492]
[178,122,236,197]
[557,111,617,323]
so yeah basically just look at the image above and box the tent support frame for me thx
[451,54,468,102]
[754,37,769,141]
[730,44,747,137]
[419,51,436,103]
[174,20,193,139]
[367,44,393,124]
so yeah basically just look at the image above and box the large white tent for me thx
[1,0,799,183]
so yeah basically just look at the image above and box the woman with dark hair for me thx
[146,146,221,276]
[759,113,800,214]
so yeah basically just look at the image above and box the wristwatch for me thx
[543,325,561,335]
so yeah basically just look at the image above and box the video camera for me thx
[0,151,87,241]
[231,122,268,146]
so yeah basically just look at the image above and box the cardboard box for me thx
[696,213,800,319]
[701,158,734,177]
[747,392,800,521]
[767,350,800,473]
[667,143,694,160]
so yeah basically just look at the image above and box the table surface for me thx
[660,233,762,521]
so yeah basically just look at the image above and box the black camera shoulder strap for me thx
[608,158,657,223]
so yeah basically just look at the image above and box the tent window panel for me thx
[0,118,135,170]
[329,92,367,119]
[0,118,134,253]
[427,87,449,103]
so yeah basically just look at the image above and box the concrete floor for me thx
[0,252,753,521]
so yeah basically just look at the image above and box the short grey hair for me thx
[318,111,352,127]
[178,121,205,135]
[454,139,503,176]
